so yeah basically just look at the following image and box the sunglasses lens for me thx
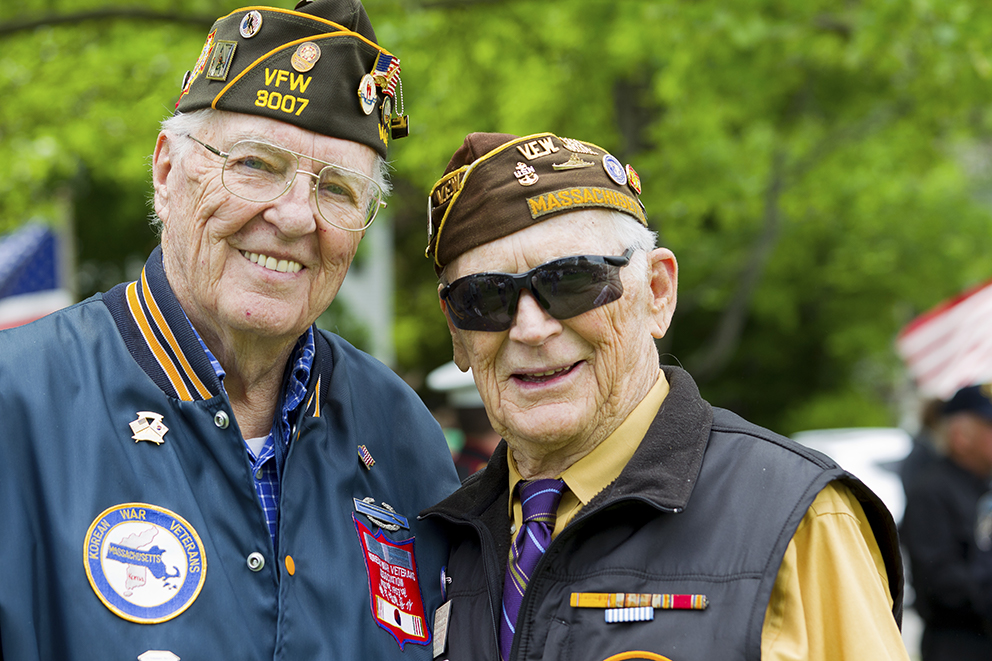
[443,251,631,332]
[443,275,517,331]
[534,259,624,319]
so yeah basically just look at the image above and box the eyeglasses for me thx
[185,135,385,232]
[440,248,635,332]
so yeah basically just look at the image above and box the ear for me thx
[645,247,678,339]
[439,286,472,371]
[152,132,173,225]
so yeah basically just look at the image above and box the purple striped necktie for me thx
[499,478,566,660]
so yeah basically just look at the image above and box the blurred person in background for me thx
[429,360,502,480]
[901,384,992,660]
[419,131,909,661]
[0,1,458,659]
[900,397,944,495]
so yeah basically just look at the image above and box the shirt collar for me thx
[187,317,316,427]
[508,369,670,520]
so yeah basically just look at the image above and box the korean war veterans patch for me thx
[84,503,206,624]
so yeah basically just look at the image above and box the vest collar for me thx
[424,366,713,522]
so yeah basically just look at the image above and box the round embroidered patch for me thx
[84,503,207,624]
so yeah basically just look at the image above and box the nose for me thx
[263,171,318,237]
[508,290,562,345]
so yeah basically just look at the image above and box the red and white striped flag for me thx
[896,278,992,399]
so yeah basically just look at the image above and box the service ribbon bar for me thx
[570,592,708,610]
[605,607,654,624]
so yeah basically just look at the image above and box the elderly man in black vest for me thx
[421,132,910,661]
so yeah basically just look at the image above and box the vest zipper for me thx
[510,495,682,660]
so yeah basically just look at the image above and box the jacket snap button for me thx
[214,411,230,429]
[247,552,265,572]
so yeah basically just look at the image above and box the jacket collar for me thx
[423,365,713,523]
[103,246,224,401]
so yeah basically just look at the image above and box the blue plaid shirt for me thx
[194,325,315,550]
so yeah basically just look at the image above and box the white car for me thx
[790,427,914,525]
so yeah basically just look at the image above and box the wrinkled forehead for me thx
[444,210,625,281]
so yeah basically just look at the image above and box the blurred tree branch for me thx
[689,102,911,384]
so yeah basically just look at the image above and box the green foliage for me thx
[0,0,221,288]
[4,0,992,434]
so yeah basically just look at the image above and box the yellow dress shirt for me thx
[507,370,909,660]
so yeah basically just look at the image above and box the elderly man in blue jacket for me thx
[0,2,458,659]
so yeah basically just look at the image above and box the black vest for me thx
[424,367,902,661]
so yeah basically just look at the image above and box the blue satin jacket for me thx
[0,247,460,660]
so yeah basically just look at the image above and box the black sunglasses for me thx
[440,248,635,332]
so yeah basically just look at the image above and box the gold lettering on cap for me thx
[431,170,466,208]
[254,68,313,118]
[526,187,646,224]
[264,68,289,88]
[289,73,311,93]
[254,90,310,117]
[517,137,560,160]
[263,68,311,93]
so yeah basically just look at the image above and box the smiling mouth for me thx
[516,364,577,383]
[241,250,303,274]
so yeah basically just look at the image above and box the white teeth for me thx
[241,251,302,274]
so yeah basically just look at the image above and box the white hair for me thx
[149,108,391,234]
[604,210,658,251]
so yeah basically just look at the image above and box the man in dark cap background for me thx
[0,1,458,658]
[420,132,910,660]
[901,384,992,660]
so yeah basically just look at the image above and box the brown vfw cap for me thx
[426,132,646,273]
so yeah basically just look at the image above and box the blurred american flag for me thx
[896,278,992,399]
[0,224,73,330]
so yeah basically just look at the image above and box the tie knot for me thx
[519,478,566,523]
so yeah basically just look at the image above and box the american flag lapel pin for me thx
[358,444,375,470]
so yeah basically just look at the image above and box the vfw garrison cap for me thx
[175,0,408,158]
[426,132,647,273]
